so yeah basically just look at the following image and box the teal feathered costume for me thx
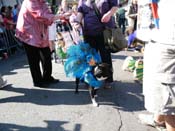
[64,42,104,89]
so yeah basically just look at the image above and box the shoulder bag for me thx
[91,0,127,53]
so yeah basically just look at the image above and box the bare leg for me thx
[164,115,175,131]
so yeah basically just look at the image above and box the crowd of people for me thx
[0,0,175,131]
[0,4,21,59]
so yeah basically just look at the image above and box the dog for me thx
[64,43,111,106]
[75,63,111,107]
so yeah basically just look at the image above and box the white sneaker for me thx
[0,80,7,89]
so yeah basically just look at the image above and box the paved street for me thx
[0,50,157,131]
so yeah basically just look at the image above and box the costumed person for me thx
[15,0,67,87]
[64,42,105,89]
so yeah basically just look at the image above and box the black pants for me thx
[84,33,113,82]
[23,43,52,84]
[118,18,126,34]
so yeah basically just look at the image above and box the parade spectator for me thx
[1,6,17,54]
[138,1,175,131]
[76,0,118,88]
[116,4,126,34]
[12,4,20,23]
[15,0,66,87]
[0,6,13,29]
[69,4,82,44]
[0,11,4,32]
[125,26,137,48]
[127,0,138,30]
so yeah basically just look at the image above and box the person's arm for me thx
[71,12,83,30]
[27,1,66,25]
[101,6,118,23]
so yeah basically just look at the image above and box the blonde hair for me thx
[72,4,78,11]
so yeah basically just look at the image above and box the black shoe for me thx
[44,77,60,84]
[34,82,49,88]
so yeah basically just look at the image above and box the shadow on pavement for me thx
[0,120,82,131]
[0,80,145,112]
[0,83,92,106]
[98,80,145,112]
[0,51,28,75]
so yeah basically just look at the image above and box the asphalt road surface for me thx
[0,50,158,131]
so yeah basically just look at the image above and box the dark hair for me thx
[119,4,122,7]
[14,4,18,9]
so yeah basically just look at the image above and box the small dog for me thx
[64,43,111,106]
[75,63,111,107]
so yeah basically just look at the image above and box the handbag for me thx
[91,0,127,53]
[103,27,127,53]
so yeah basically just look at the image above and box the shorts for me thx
[143,41,175,115]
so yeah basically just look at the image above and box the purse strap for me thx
[90,0,102,23]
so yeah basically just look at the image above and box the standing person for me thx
[138,0,175,131]
[127,0,138,31]
[69,4,83,44]
[75,0,118,88]
[12,4,20,23]
[116,4,126,34]
[15,0,65,87]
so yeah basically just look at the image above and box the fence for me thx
[0,28,23,59]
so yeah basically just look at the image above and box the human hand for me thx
[73,22,81,30]
[54,14,63,20]
[101,13,111,23]
[63,12,72,18]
